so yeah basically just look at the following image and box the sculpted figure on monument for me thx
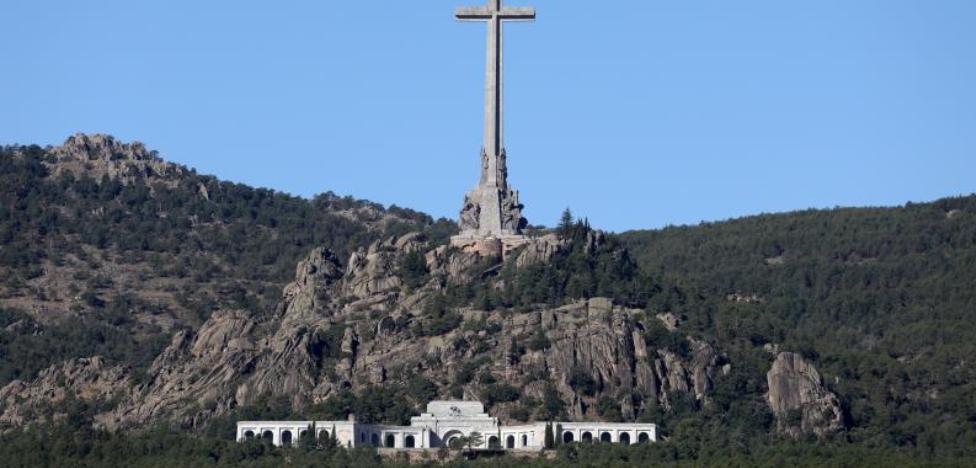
[480,149,490,185]
[500,189,526,232]
[460,195,481,231]
[496,149,508,187]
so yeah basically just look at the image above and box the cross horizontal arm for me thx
[455,7,492,20]
[455,6,535,21]
[498,7,535,20]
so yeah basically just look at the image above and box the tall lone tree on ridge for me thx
[558,208,574,238]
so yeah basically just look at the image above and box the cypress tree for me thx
[544,422,554,449]
[300,422,315,450]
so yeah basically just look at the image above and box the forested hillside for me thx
[0,135,453,386]
[1,135,974,467]
[620,197,976,454]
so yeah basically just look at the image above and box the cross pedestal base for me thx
[450,234,532,259]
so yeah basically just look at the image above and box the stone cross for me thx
[454,0,533,238]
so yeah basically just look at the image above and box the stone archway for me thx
[262,430,274,444]
[600,432,611,443]
[563,432,574,443]
[243,430,255,440]
[581,431,593,442]
[638,432,650,443]
[619,433,631,444]
[405,435,416,448]
[280,430,293,447]
[385,434,395,448]
[443,430,464,449]
[506,435,515,448]
[488,435,500,449]
[521,434,528,447]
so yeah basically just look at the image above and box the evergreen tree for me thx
[467,432,484,450]
[300,422,316,450]
[544,422,555,449]
[558,208,574,237]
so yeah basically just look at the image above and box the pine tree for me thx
[467,432,484,450]
[558,208,574,238]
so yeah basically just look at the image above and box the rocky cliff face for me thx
[766,352,844,437]
[0,357,129,428]
[0,232,738,432]
[47,133,189,186]
[0,167,845,439]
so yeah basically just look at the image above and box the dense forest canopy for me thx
[620,197,976,456]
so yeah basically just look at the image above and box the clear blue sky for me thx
[2,1,974,232]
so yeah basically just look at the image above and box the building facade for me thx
[237,401,657,450]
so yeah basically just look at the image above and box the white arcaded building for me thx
[237,401,656,450]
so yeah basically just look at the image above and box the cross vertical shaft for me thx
[457,0,534,188]
[455,0,534,238]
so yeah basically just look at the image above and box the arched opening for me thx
[581,431,593,442]
[488,435,500,449]
[405,435,416,448]
[619,433,631,444]
[385,434,395,448]
[638,432,650,443]
[243,430,255,440]
[600,432,612,443]
[563,432,574,443]
[359,433,365,443]
[371,433,380,447]
[444,430,464,449]
[506,435,515,448]
[521,434,528,447]
[319,430,329,441]
[299,429,308,441]
[262,430,274,444]
[280,430,293,447]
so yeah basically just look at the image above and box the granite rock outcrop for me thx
[0,231,731,431]
[766,352,844,437]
